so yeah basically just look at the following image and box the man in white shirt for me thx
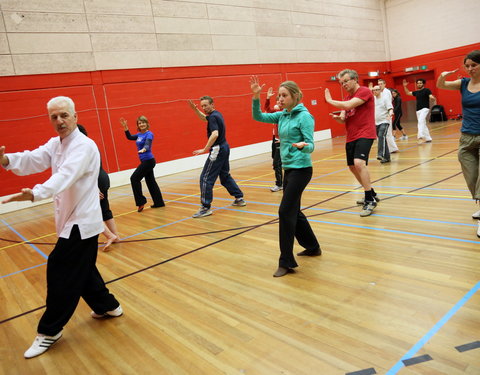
[0,96,122,359]
[378,79,399,153]
[373,86,394,163]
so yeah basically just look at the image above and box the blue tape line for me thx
[386,280,480,374]
[1,219,48,259]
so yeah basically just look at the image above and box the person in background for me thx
[437,50,480,237]
[325,69,379,216]
[1,96,122,359]
[77,124,119,250]
[403,78,436,144]
[391,89,408,140]
[372,85,393,163]
[188,96,246,218]
[250,76,321,278]
[120,116,165,212]
[378,79,399,153]
[265,87,283,192]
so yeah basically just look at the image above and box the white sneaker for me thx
[24,331,63,358]
[477,221,480,238]
[192,206,213,218]
[472,210,480,219]
[270,185,282,192]
[91,305,123,319]
[231,198,247,207]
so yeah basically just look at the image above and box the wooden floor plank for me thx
[1,120,479,374]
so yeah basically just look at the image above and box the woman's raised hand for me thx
[119,117,128,130]
[440,68,459,78]
[250,75,264,97]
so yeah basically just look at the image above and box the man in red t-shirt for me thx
[324,69,378,217]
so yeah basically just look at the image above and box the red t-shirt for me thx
[344,86,376,142]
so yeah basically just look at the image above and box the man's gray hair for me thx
[338,69,359,81]
[47,96,76,114]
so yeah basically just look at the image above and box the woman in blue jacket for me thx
[120,116,165,212]
[250,76,321,277]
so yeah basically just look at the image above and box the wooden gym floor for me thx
[0,120,479,375]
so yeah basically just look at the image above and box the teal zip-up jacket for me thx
[252,98,314,170]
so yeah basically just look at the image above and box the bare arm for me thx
[402,79,413,96]
[0,146,9,167]
[188,100,207,122]
[437,69,462,90]
[193,130,218,155]
[324,88,365,110]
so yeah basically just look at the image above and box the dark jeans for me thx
[200,142,243,209]
[376,123,390,161]
[271,138,283,186]
[278,167,319,268]
[130,158,165,207]
[38,225,119,336]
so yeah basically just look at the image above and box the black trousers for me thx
[38,225,119,336]
[392,112,403,131]
[130,158,165,207]
[278,167,319,268]
[271,137,283,186]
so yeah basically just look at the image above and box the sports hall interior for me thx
[0,1,479,374]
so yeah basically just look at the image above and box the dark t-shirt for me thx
[412,88,432,110]
[206,110,226,146]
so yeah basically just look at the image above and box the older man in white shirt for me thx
[378,79,399,153]
[373,86,394,163]
[1,96,122,359]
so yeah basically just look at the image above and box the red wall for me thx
[386,43,480,118]
[1,42,478,196]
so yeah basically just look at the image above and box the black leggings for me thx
[130,158,165,207]
[392,112,403,131]
[278,167,319,268]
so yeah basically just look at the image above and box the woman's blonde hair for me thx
[279,81,303,107]
[136,115,150,131]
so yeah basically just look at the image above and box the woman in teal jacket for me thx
[250,76,321,277]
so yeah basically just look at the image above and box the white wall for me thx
[385,0,480,60]
[0,0,386,76]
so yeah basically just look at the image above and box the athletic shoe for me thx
[360,201,377,217]
[91,305,123,319]
[380,158,390,164]
[400,135,408,140]
[270,185,282,192]
[477,221,480,238]
[231,198,246,207]
[192,206,212,218]
[472,210,480,219]
[356,195,380,205]
[24,331,63,358]
[137,205,145,212]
